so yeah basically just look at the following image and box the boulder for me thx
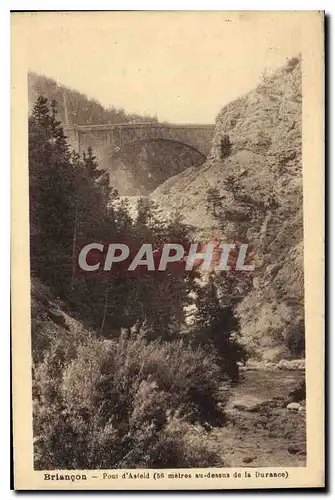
[47,308,69,331]
[34,294,50,307]
[232,395,267,412]
[286,402,300,411]
[243,456,257,464]
[278,359,305,371]
[287,445,301,455]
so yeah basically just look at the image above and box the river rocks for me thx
[286,402,301,411]
[287,445,306,456]
[287,445,300,455]
[232,395,268,412]
[243,456,257,464]
[211,367,306,467]
[243,359,305,372]
[278,359,305,371]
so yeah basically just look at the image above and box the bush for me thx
[286,56,300,73]
[33,333,224,469]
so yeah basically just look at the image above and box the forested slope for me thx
[28,72,158,126]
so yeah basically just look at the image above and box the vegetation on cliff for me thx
[151,56,304,361]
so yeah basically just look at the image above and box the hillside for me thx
[28,72,158,126]
[31,275,306,468]
[104,139,205,196]
[151,56,303,361]
[29,73,205,195]
[29,57,306,470]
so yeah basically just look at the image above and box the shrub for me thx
[33,333,223,469]
[286,56,300,73]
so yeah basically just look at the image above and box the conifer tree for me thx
[190,276,247,381]
[29,96,76,294]
[206,187,222,217]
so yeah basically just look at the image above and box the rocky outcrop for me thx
[30,277,88,362]
[151,56,303,361]
[104,140,205,196]
[47,308,69,331]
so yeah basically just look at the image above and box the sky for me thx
[16,11,303,124]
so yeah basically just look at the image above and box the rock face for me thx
[104,140,205,196]
[151,56,303,361]
[47,308,69,331]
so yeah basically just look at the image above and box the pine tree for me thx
[206,187,222,217]
[29,96,76,294]
[190,276,247,381]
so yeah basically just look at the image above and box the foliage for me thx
[33,333,223,469]
[29,97,197,341]
[30,97,247,470]
[29,96,115,297]
[190,277,248,381]
[205,187,222,217]
[29,72,158,126]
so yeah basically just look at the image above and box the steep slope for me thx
[104,140,205,195]
[151,56,303,360]
[28,72,157,126]
[29,73,203,196]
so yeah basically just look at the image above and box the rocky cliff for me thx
[151,56,303,361]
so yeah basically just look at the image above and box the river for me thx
[208,368,306,467]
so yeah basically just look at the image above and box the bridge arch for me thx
[107,137,207,162]
[65,122,215,161]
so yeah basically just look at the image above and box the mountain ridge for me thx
[28,71,158,126]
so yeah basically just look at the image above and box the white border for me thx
[6,4,330,498]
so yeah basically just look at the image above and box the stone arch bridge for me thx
[65,122,215,162]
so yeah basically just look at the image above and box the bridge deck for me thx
[65,123,214,132]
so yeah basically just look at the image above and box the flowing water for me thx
[208,368,306,467]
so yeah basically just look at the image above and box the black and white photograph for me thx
[11,11,324,490]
